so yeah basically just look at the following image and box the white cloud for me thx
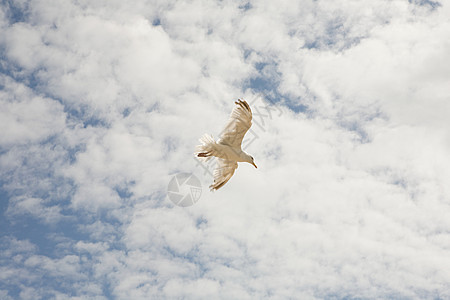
[1,0,450,299]
[0,76,66,146]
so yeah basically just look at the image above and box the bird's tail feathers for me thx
[195,134,217,162]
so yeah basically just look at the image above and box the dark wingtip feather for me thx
[236,99,251,112]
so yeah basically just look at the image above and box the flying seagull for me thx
[195,99,257,191]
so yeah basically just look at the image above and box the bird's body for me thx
[195,99,257,191]
[199,140,247,162]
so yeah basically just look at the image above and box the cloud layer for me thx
[1,0,450,298]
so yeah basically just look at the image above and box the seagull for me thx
[195,99,257,191]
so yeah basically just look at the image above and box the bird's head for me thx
[247,154,257,168]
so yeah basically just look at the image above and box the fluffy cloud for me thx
[1,0,450,299]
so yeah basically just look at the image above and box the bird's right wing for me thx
[217,99,252,148]
[210,159,238,190]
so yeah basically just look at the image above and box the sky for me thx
[1,0,450,299]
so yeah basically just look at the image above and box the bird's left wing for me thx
[217,99,252,148]
[210,159,238,190]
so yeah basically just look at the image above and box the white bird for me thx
[195,99,257,191]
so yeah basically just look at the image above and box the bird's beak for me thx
[252,162,257,168]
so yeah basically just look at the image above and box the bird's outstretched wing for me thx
[217,99,252,149]
[210,159,238,190]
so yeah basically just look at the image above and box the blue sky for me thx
[1,0,450,299]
